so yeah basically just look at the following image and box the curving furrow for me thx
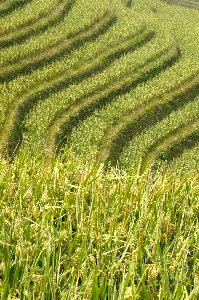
[1,28,151,157]
[154,122,199,171]
[103,68,199,168]
[166,139,199,174]
[0,0,32,19]
[0,10,142,123]
[0,5,143,106]
[143,105,199,173]
[0,12,115,83]
[47,42,179,157]
[0,4,145,156]
[23,31,163,153]
[58,47,180,166]
[117,78,199,172]
[59,40,199,169]
[0,12,116,156]
[0,0,60,37]
[45,34,183,151]
[0,0,75,49]
[0,0,112,74]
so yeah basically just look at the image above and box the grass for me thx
[1,150,199,299]
[1,0,199,298]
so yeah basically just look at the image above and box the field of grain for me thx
[0,0,199,298]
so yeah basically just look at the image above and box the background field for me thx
[0,0,199,299]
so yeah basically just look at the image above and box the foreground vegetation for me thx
[1,151,199,299]
[0,0,199,298]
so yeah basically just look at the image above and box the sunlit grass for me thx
[1,149,199,299]
[1,0,199,298]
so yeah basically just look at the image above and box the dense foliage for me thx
[0,0,199,298]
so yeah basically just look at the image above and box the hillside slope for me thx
[0,0,198,173]
[0,0,199,299]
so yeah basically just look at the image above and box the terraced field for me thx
[0,0,199,175]
[1,0,199,298]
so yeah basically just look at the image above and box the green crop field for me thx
[0,0,199,298]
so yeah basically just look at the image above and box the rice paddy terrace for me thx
[1,1,199,298]
[0,0,199,174]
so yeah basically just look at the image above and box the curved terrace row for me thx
[0,0,199,174]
